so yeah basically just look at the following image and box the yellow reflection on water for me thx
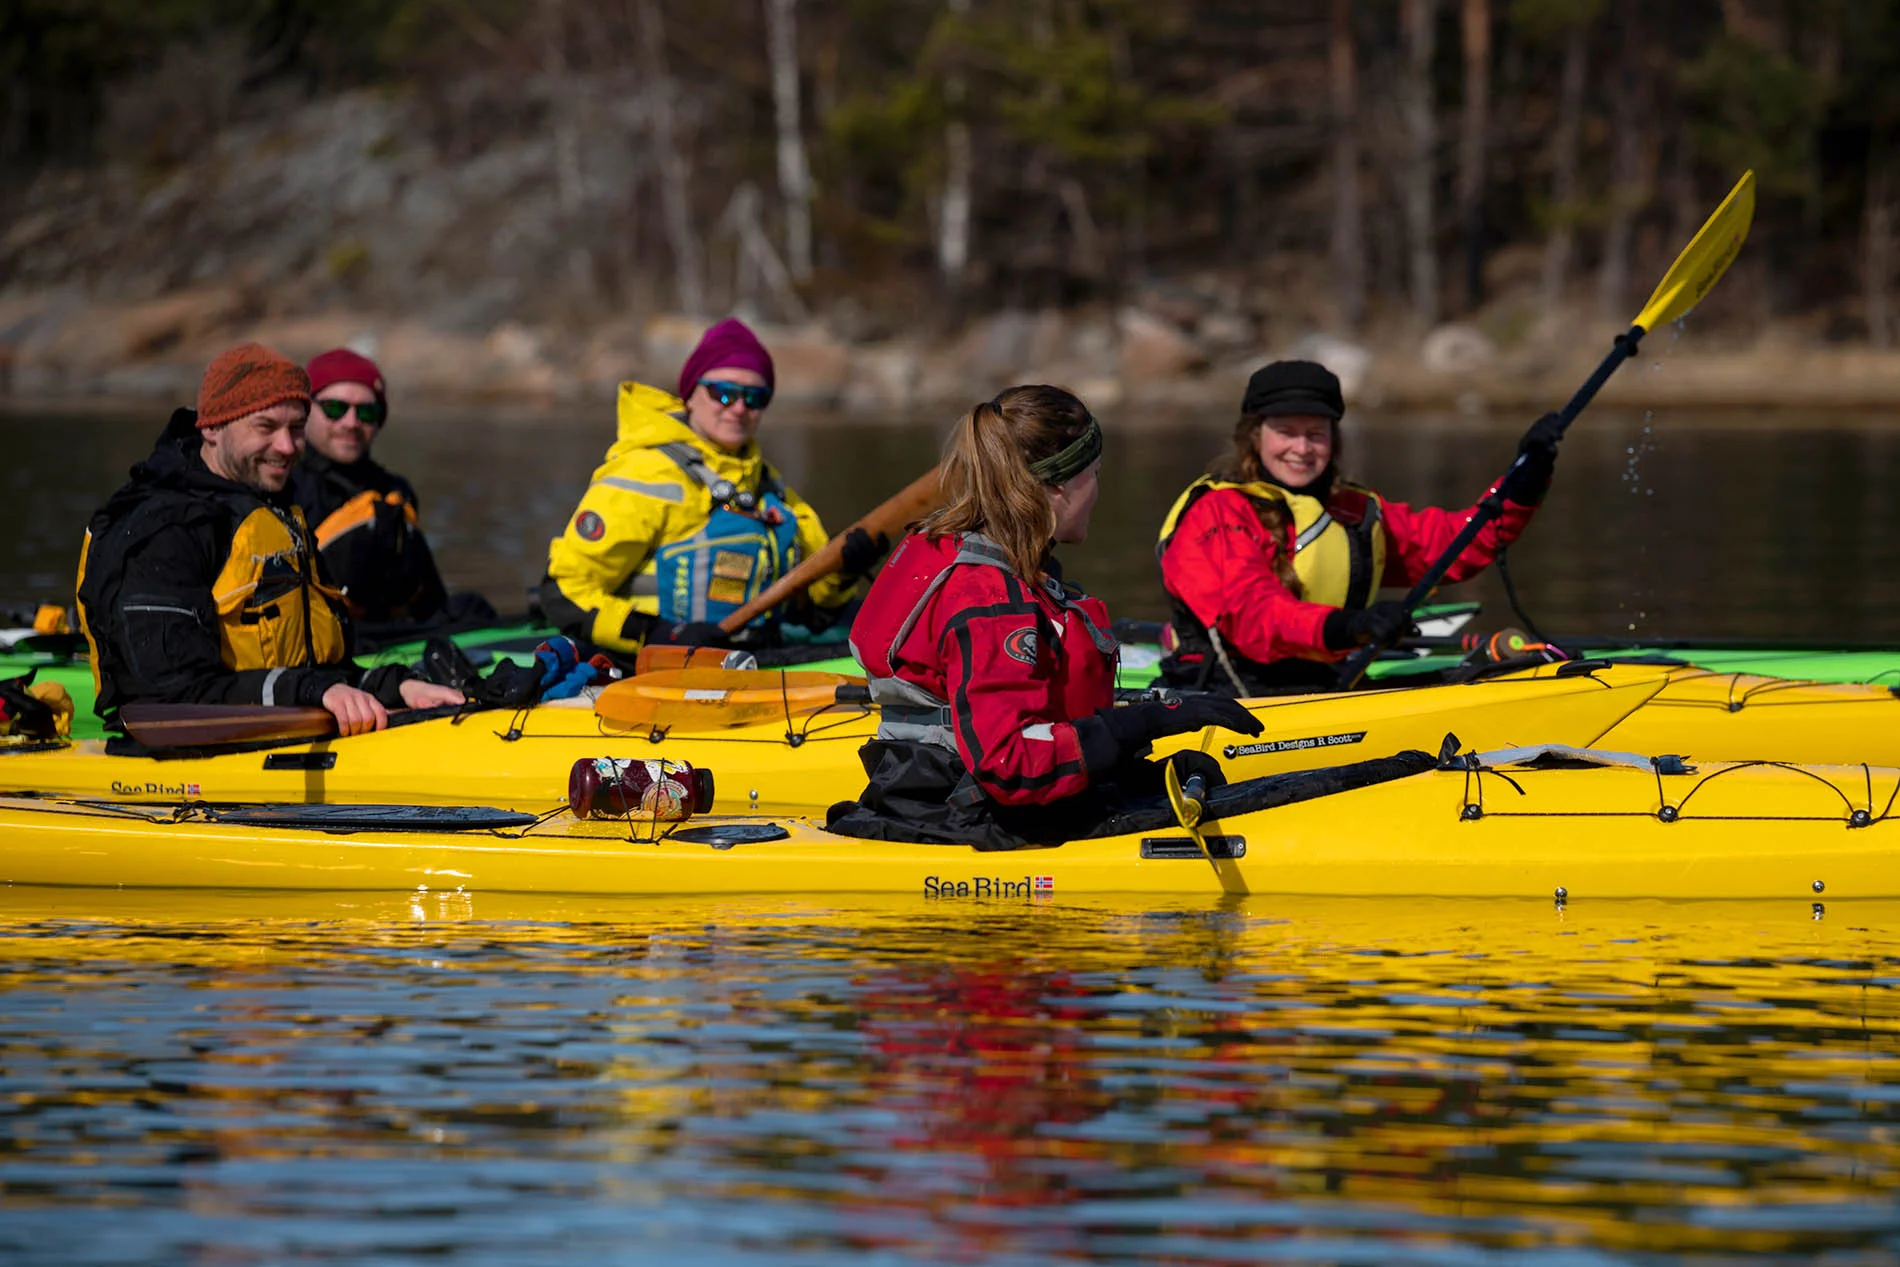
[1,891,1897,1262]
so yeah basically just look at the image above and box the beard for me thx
[238,451,294,493]
[208,443,294,493]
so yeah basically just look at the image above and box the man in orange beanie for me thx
[75,343,464,736]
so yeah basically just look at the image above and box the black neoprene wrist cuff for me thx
[1504,480,1550,507]
[359,664,415,708]
[291,669,354,707]
[620,609,658,644]
[1072,714,1124,778]
[1321,608,1353,651]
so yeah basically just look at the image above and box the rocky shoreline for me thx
[3,288,1897,423]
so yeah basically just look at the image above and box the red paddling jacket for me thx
[828,530,1124,847]
[1157,470,1539,694]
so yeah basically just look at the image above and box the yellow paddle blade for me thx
[1163,757,1209,851]
[1633,169,1755,334]
[595,668,861,732]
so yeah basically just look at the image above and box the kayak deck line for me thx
[6,749,1900,899]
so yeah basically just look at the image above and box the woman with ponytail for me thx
[830,385,1261,849]
[1156,360,1562,695]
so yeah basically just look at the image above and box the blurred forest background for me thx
[0,0,1895,407]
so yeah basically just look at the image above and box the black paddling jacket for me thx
[75,409,414,724]
[287,451,448,622]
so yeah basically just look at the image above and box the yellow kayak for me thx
[0,662,1671,814]
[2,744,1894,898]
[4,662,1892,819]
[1596,669,1900,765]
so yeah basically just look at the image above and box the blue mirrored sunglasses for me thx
[698,378,773,410]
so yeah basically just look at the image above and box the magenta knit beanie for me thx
[677,318,775,401]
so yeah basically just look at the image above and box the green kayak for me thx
[11,603,1898,741]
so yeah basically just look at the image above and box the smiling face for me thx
[200,400,308,494]
[307,381,381,464]
[684,366,769,453]
[1255,415,1335,489]
[1048,459,1101,545]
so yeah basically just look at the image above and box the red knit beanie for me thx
[307,348,389,412]
[677,318,775,401]
[196,343,311,431]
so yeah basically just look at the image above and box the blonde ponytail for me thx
[919,385,1096,579]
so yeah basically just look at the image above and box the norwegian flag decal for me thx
[1033,875,1055,892]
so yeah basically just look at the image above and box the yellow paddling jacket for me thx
[76,410,412,724]
[540,383,852,653]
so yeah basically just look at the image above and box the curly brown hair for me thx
[1203,412,1343,598]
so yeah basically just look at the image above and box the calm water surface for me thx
[5,403,1900,1261]
[4,404,1900,640]
[2,893,1899,1264]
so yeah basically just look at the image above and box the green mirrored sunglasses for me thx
[317,398,386,426]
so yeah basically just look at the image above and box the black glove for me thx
[1499,411,1562,505]
[473,658,543,708]
[419,636,482,691]
[1322,600,1416,652]
[838,527,890,580]
[1162,748,1227,793]
[1078,694,1265,769]
[651,621,733,648]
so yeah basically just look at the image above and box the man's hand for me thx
[398,679,466,710]
[321,683,389,736]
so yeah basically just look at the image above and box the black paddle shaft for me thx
[1334,325,1646,689]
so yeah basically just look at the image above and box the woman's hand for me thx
[1091,695,1265,763]
[1322,601,1416,652]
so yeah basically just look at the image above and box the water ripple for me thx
[1,893,1898,1264]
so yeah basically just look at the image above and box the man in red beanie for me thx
[75,343,465,736]
[540,317,889,659]
[288,348,457,626]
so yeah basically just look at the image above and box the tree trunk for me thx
[1,76,26,167]
[938,0,973,291]
[1868,160,1893,350]
[1401,0,1439,326]
[1596,0,1647,318]
[540,1,596,299]
[1329,0,1366,332]
[763,0,813,282]
[1457,0,1489,310]
[637,0,706,317]
[1667,114,1697,248]
[1539,19,1587,312]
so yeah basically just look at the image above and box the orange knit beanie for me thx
[196,343,311,430]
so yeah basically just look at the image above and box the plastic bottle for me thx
[568,757,715,821]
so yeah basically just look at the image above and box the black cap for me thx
[1241,360,1344,421]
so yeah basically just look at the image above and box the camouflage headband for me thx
[1027,415,1103,486]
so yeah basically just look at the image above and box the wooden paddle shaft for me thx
[119,703,338,747]
[116,700,468,748]
[718,465,943,634]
